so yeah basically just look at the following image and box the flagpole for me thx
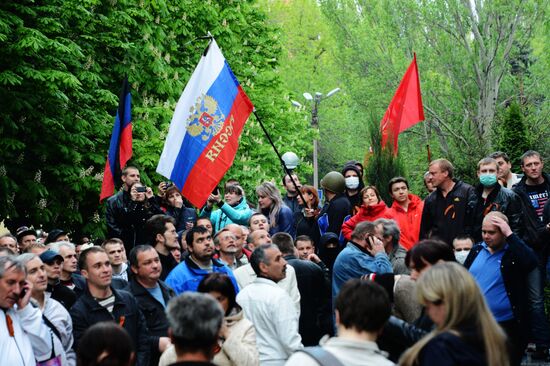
[252,109,308,205]
[423,119,432,163]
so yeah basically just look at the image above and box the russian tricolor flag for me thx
[100,78,133,202]
[157,40,253,208]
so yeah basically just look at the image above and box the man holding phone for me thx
[332,221,393,299]
[0,255,53,364]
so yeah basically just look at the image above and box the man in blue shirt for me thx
[165,226,239,295]
[465,211,537,366]
[332,221,393,299]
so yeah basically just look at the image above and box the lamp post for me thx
[291,87,340,189]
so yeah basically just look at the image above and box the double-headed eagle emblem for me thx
[186,94,225,141]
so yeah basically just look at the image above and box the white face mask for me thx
[454,250,470,265]
[345,176,360,190]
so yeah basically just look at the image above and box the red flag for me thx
[380,54,424,154]
[100,78,132,202]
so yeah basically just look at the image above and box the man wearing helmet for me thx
[318,171,351,239]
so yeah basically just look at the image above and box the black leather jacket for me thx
[379,313,433,362]
[513,173,550,251]
[472,183,524,242]
[105,191,163,252]
[284,254,333,346]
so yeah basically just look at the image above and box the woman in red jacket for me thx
[341,185,394,241]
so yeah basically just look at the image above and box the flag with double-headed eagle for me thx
[156,40,253,208]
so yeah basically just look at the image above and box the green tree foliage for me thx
[364,119,405,204]
[315,0,548,192]
[493,102,530,167]
[0,0,312,236]
[262,0,359,177]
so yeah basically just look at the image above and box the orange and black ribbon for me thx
[6,313,14,337]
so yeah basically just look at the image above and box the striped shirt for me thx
[95,294,115,313]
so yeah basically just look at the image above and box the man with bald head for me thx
[225,224,250,267]
[465,211,537,365]
[246,229,272,252]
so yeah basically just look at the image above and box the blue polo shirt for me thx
[469,243,514,322]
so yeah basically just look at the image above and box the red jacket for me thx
[342,201,394,240]
[390,194,424,250]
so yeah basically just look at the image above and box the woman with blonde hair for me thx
[400,262,509,366]
[255,181,295,237]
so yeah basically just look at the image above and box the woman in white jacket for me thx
[160,273,259,366]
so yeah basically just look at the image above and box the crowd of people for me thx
[1,149,549,366]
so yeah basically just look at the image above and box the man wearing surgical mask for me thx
[342,164,364,215]
[452,235,474,265]
[472,157,524,242]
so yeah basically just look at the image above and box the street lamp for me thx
[292,87,340,189]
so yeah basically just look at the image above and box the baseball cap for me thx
[45,229,68,244]
[39,250,64,264]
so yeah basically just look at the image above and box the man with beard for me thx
[226,224,251,265]
[213,229,239,270]
[165,226,239,295]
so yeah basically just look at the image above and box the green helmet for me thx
[320,171,345,194]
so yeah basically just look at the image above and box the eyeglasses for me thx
[454,248,471,252]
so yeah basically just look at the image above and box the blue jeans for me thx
[528,258,550,345]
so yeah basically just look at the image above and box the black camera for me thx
[136,186,147,193]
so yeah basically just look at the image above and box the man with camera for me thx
[105,166,142,247]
